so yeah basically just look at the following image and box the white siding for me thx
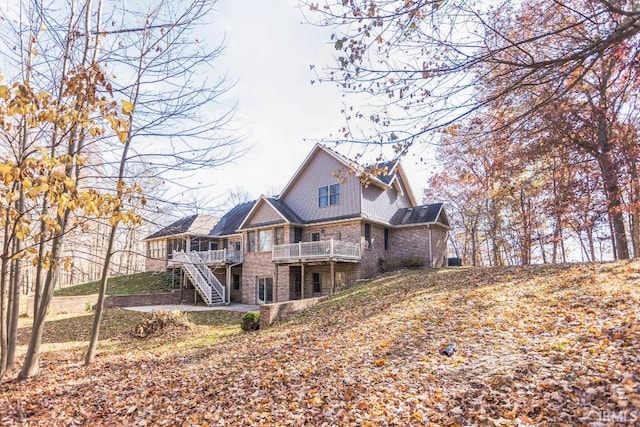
[280,149,361,222]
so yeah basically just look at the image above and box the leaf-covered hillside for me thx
[2,262,639,425]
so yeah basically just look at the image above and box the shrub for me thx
[406,254,425,268]
[241,311,260,332]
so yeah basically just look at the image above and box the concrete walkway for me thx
[123,303,259,313]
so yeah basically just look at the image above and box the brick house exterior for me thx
[142,144,450,305]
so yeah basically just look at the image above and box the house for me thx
[142,144,450,306]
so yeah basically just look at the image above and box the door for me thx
[257,277,273,304]
[289,266,302,300]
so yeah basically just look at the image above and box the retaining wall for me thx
[26,289,196,316]
[259,296,328,328]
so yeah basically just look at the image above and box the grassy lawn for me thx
[53,271,175,296]
[15,307,245,361]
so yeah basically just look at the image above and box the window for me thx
[311,232,321,242]
[233,274,241,290]
[275,227,285,245]
[319,184,340,207]
[234,241,241,251]
[364,224,371,249]
[258,230,272,251]
[313,272,321,293]
[294,227,303,243]
[384,228,389,250]
[247,231,256,252]
[149,241,166,258]
[210,241,219,251]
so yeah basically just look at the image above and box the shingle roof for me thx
[390,203,447,226]
[374,160,398,185]
[210,201,255,236]
[144,214,218,240]
[267,197,303,224]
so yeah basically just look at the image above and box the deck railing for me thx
[193,249,243,265]
[272,239,361,262]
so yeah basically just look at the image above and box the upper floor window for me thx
[275,227,285,245]
[258,230,272,251]
[319,184,340,207]
[247,231,256,252]
[364,223,371,249]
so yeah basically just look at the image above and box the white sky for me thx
[183,0,436,210]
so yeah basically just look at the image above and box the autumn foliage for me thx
[1,262,638,425]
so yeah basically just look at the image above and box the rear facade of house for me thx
[143,144,450,306]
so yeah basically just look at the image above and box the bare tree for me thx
[303,0,640,149]
[86,0,241,365]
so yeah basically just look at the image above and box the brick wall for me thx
[430,227,448,267]
[302,263,359,297]
[390,225,448,267]
[145,257,167,272]
[304,221,361,245]
[241,251,275,304]
[104,290,195,308]
[359,223,388,278]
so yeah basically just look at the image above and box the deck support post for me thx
[274,265,278,303]
[330,262,335,295]
[301,263,305,300]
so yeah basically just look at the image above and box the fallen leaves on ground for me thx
[131,310,193,339]
[2,261,639,426]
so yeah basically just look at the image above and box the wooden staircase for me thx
[173,251,226,305]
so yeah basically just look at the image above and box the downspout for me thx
[428,225,433,268]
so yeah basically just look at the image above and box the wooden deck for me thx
[272,239,361,264]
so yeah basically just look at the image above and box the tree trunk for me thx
[85,224,117,365]
[598,152,630,260]
[629,161,640,258]
[7,187,25,370]
[470,219,478,267]
[18,225,67,380]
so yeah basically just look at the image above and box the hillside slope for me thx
[3,262,639,425]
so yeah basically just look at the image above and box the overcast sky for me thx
[185,0,436,211]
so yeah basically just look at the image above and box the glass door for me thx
[256,277,273,304]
